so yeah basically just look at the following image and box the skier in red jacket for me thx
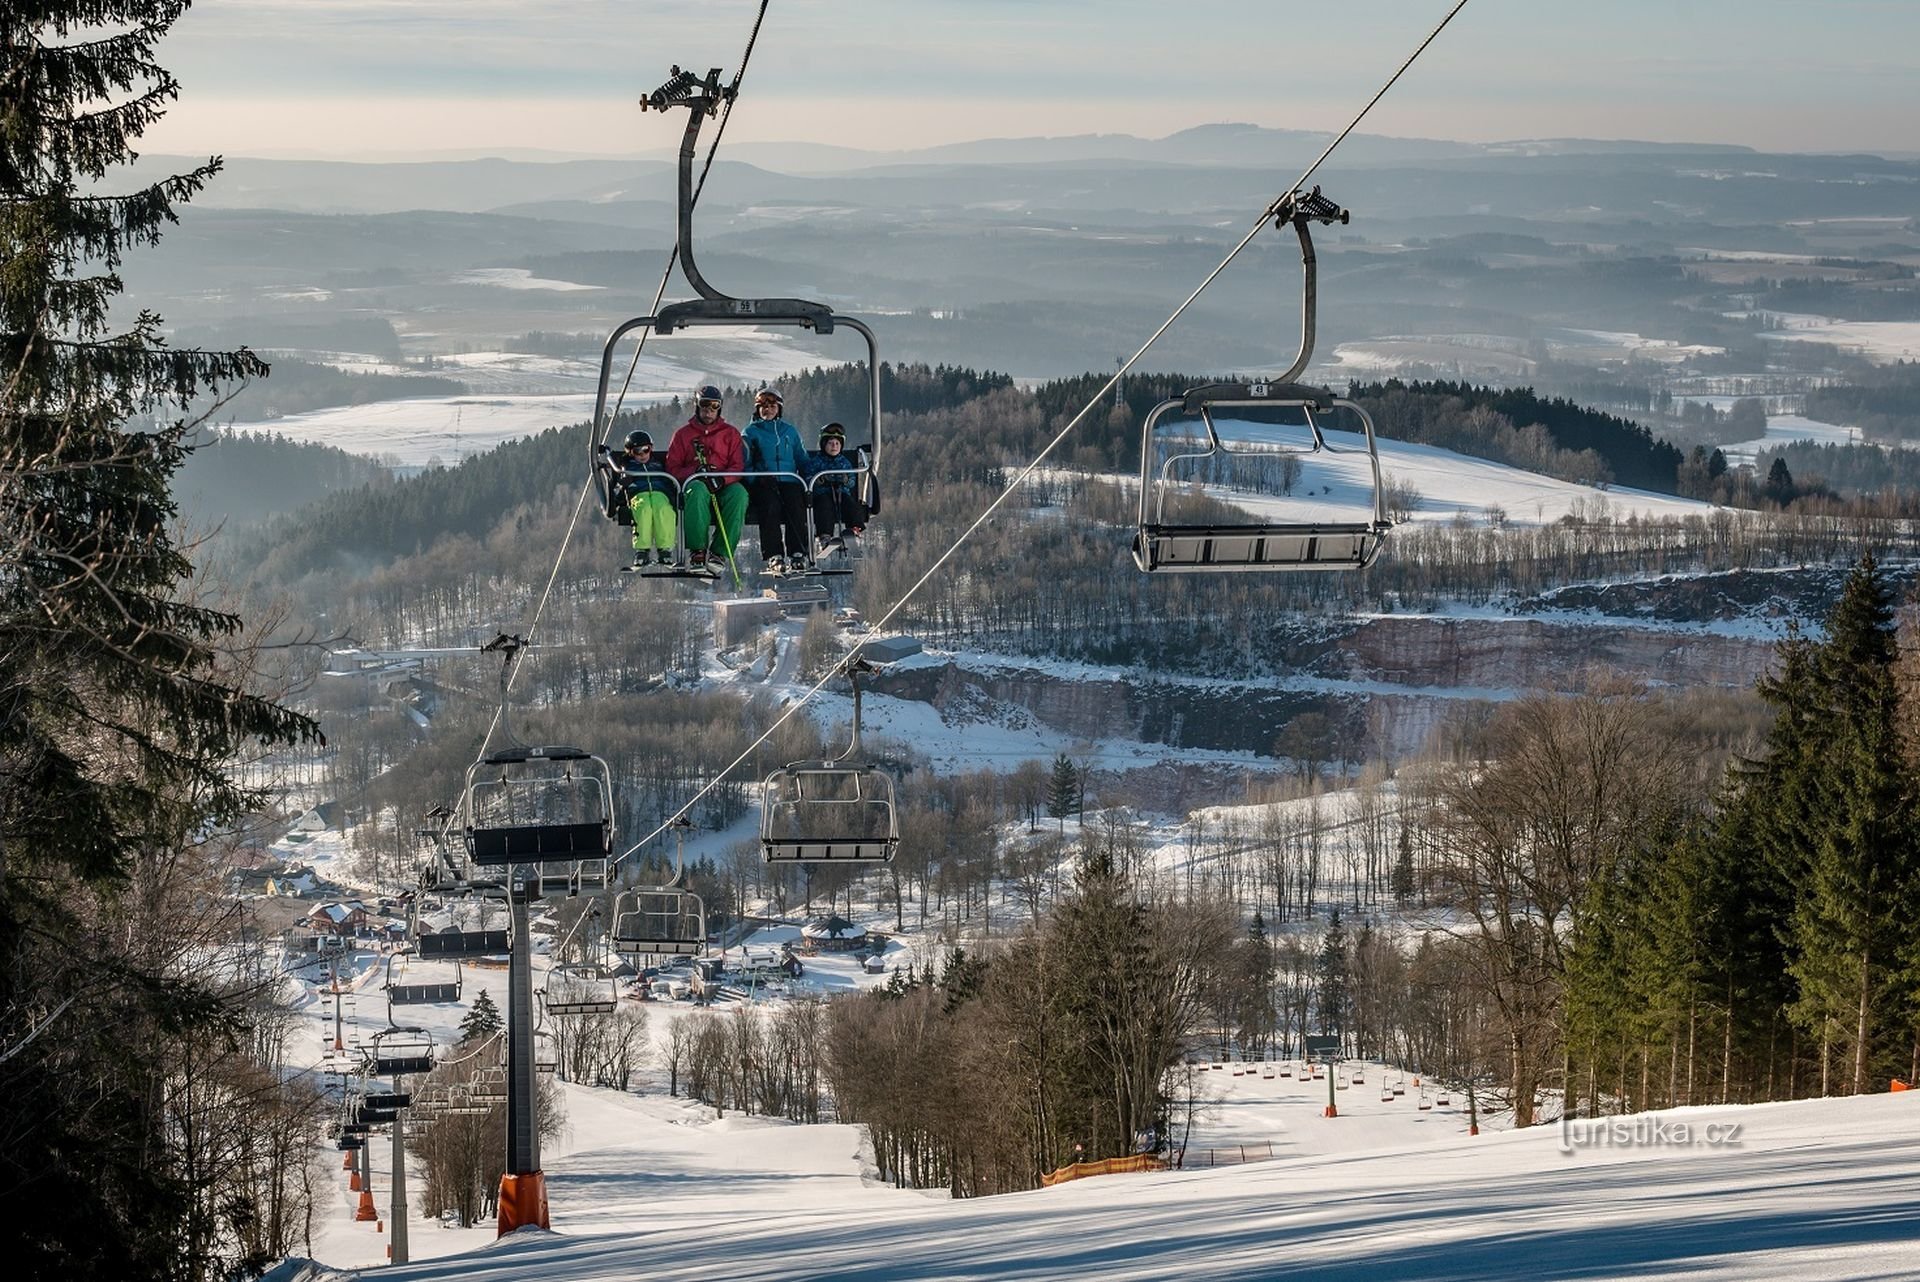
[664,384,748,574]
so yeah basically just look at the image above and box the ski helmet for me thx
[819,422,847,448]
[754,387,783,408]
[624,430,653,453]
[695,384,723,406]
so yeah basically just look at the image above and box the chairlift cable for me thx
[611,0,1471,866]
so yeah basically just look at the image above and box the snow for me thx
[1752,312,1920,364]
[1193,418,1717,530]
[298,1074,1920,1281]
[1719,414,1866,467]
[451,268,605,293]
[251,333,849,464]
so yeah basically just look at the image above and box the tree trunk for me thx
[1853,946,1872,1096]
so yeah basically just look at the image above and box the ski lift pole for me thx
[390,1066,409,1263]
[498,865,548,1234]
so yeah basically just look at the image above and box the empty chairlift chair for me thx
[762,660,899,864]
[384,950,462,1006]
[611,886,707,960]
[460,634,613,894]
[1132,383,1392,573]
[612,816,709,960]
[367,1028,436,1077]
[542,964,618,1016]
[464,744,613,873]
[1130,185,1393,575]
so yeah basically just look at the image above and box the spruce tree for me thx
[460,990,504,1043]
[1785,555,1917,1094]
[1316,909,1349,1041]
[1047,753,1079,833]
[2,5,318,1275]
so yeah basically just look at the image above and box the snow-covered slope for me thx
[305,1082,1919,1281]
[1191,419,1715,530]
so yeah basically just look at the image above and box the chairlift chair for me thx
[459,637,614,897]
[367,1028,436,1076]
[384,950,463,1006]
[542,963,619,1016]
[464,744,613,868]
[762,660,898,864]
[595,65,883,574]
[610,887,707,959]
[1133,383,1391,573]
[1131,187,1392,575]
[534,1030,559,1076]
[469,1068,508,1100]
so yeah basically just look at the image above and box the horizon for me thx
[144,1,1920,162]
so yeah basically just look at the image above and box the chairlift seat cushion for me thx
[417,929,510,959]
[762,837,898,863]
[469,820,609,865]
[388,981,461,1004]
[1133,523,1385,573]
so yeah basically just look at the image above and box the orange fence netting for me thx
[1041,1155,1168,1187]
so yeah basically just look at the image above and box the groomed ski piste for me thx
[288,1032,1920,1282]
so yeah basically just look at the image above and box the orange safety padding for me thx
[497,1171,550,1235]
[354,1188,378,1222]
[1891,1079,1912,1092]
[1040,1155,1168,1187]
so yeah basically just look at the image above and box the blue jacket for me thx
[804,447,860,491]
[615,453,677,499]
[742,416,808,478]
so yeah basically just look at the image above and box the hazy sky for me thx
[146,0,1919,159]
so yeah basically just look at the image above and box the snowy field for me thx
[1719,414,1867,467]
[1167,419,1716,530]
[249,332,845,465]
[1754,312,1920,364]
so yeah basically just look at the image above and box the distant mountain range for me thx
[123,126,1778,217]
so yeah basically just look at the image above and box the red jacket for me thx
[665,415,745,483]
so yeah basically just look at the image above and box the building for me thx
[800,915,868,953]
[307,901,368,937]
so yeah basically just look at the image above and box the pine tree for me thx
[460,990,504,1043]
[1784,555,1917,1094]
[1047,753,1079,833]
[1316,909,1349,1041]
[2,6,319,1275]
[1391,823,1416,906]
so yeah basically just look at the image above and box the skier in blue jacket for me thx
[804,422,869,555]
[742,388,812,572]
[597,429,679,567]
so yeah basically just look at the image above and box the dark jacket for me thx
[803,446,860,490]
[614,452,677,499]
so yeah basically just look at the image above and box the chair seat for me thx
[1133,522,1387,573]
[762,837,898,863]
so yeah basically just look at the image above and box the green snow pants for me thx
[682,479,748,559]
[629,490,676,552]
